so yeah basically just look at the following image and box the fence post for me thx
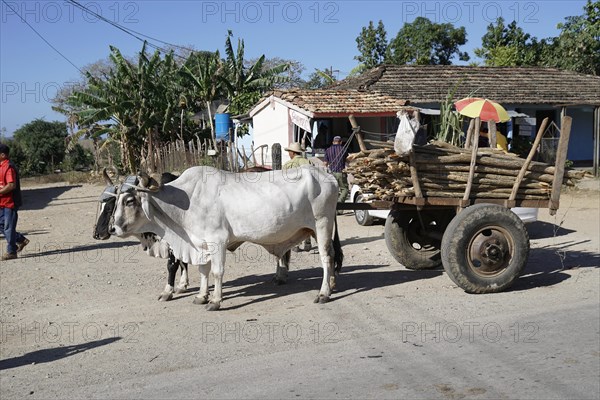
[272,143,282,170]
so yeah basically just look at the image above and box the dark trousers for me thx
[0,207,26,254]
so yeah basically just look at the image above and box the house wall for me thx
[251,101,292,166]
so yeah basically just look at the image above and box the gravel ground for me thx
[0,177,598,399]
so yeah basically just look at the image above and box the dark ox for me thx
[94,170,189,301]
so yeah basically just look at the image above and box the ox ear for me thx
[137,171,161,192]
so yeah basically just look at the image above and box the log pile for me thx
[345,141,587,201]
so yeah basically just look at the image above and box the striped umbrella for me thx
[454,98,510,123]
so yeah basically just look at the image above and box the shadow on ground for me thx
[189,263,443,310]
[21,185,85,210]
[0,337,121,370]
[527,221,576,239]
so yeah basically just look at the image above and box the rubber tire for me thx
[385,209,455,270]
[354,193,374,226]
[441,204,530,294]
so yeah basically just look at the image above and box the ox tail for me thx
[333,215,344,274]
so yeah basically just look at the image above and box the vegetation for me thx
[354,17,469,67]
[354,1,599,75]
[53,32,289,174]
[6,119,93,176]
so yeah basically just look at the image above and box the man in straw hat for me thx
[282,142,310,170]
[282,142,312,252]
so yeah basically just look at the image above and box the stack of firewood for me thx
[345,141,587,201]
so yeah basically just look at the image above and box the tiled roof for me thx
[330,65,600,105]
[258,89,408,116]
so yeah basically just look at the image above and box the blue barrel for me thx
[215,113,232,140]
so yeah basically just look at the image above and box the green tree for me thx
[62,143,94,171]
[545,0,600,75]
[303,68,337,89]
[387,17,470,65]
[12,119,68,175]
[475,17,542,66]
[355,20,388,69]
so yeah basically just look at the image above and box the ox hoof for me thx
[206,302,221,311]
[314,295,330,304]
[158,293,173,302]
[192,296,208,305]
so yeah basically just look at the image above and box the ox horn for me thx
[137,171,161,192]
[102,167,114,186]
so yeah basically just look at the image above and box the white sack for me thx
[394,112,420,156]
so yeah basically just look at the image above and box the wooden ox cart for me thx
[339,114,584,294]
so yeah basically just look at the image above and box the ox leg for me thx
[158,252,179,301]
[206,250,226,311]
[314,219,334,304]
[273,250,291,285]
[193,263,210,305]
[175,262,189,294]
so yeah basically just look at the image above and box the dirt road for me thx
[1,179,598,399]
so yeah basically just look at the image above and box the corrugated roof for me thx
[330,65,600,105]
[254,89,408,116]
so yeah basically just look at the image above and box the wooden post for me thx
[241,145,248,169]
[508,117,549,206]
[549,116,572,215]
[348,114,368,152]
[272,143,282,170]
[488,120,497,150]
[464,119,475,149]
[462,117,481,207]
[408,151,424,209]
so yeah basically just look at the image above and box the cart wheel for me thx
[441,204,530,293]
[354,193,374,226]
[385,209,455,270]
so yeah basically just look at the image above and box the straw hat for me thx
[284,142,303,154]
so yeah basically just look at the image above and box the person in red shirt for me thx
[0,143,29,260]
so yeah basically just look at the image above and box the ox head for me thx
[93,168,118,240]
[108,171,162,238]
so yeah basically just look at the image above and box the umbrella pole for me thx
[462,117,481,207]
[489,120,497,149]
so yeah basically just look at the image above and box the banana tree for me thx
[180,51,224,148]
[222,31,290,123]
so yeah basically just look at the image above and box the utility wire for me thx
[2,0,83,73]
[66,0,195,60]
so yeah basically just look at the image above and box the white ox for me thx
[108,165,343,310]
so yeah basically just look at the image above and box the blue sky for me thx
[0,0,589,136]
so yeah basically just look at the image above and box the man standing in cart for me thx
[324,136,349,209]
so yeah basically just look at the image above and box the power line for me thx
[2,0,83,73]
[65,0,195,60]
